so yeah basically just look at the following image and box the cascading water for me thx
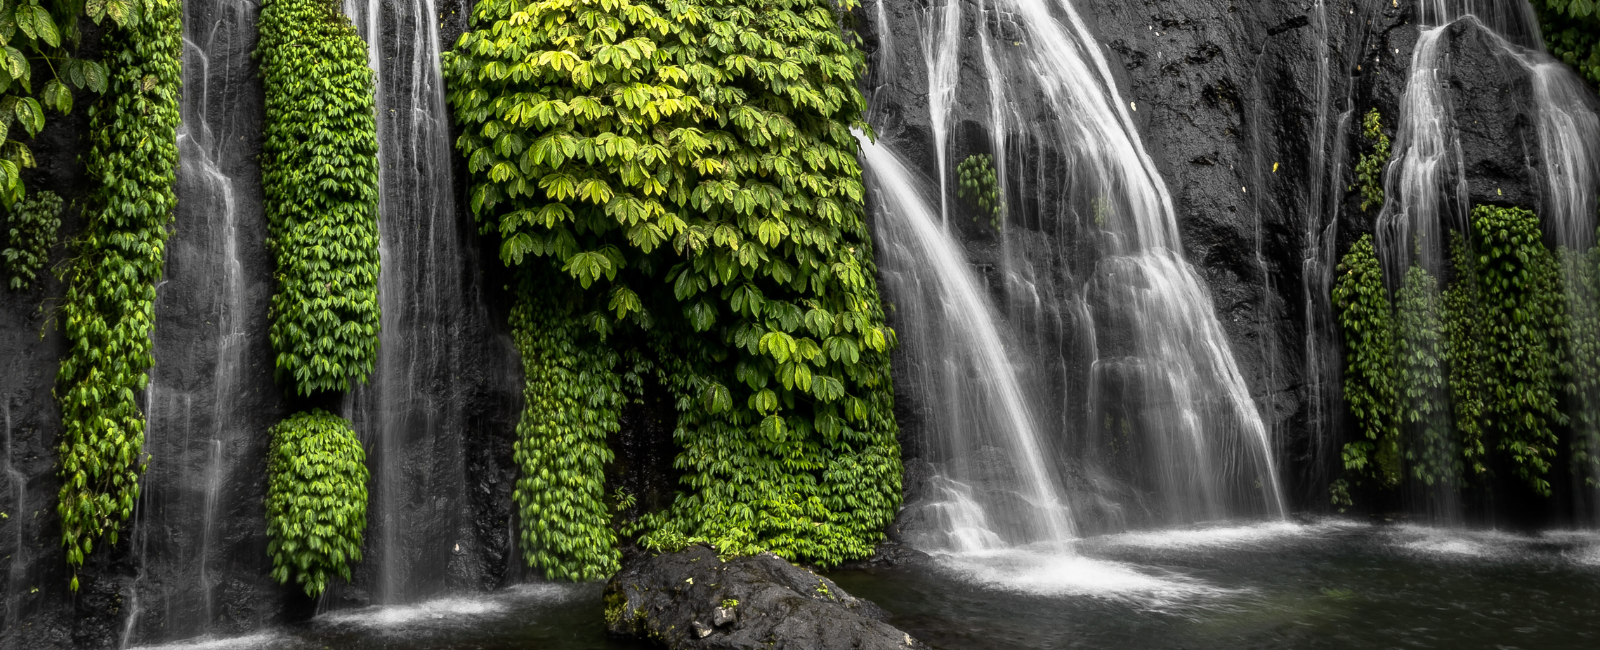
[863,138,1075,551]
[122,0,275,643]
[872,0,1285,567]
[1376,2,1599,514]
[343,0,481,603]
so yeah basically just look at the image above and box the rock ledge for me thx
[604,545,921,650]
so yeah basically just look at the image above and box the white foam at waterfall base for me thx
[931,548,1226,603]
[317,584,573,629]
[1095,520,1339,551]
[128,632,287,650]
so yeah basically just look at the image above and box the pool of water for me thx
[834,520,1600,649]
[132,520,1600,650]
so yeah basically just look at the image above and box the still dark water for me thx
[133,520,1600,650]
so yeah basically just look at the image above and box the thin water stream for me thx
[342,0,481,604]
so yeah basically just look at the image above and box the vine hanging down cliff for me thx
[444,0,901,573]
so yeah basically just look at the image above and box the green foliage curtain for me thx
[257,0,382,396]
[54,0,181,587]
[445,0,901,571]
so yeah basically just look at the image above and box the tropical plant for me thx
[1396,263,1453,486]
[1559,236,1600,485]
[0,0,115,205]
[1332,234,1401,487]
[956,153,1000,229]
[1,188,60,289]
[509,282,626,581]
[1468,205,1564,495]
[1352,108,1389,213]
[257,0,381,396]
[443,0,901,571]
[53,0,180,589]
[1443,231,1489,476]
[1531,0,1600,87]
[265,409,369,597]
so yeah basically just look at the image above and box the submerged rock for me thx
[604,545,921,649]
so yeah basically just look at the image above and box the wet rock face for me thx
[605,546,921,650]
[861,0,1569,515]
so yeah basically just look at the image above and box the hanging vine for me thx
[1444,231,1490,476]
[2,189,60,290]
[1470,205,1564,496]
[0,0,115,205]
[1332,234,1401,488]
[444,0,901,570]
[265,409,369,597]
[1396,263,1453,486]
[1560,235,1600,485]
[257,0,381,396]
[509,282,626,581]
[1352,108,1390,214]
[957,153,1000,230]
[53,0,181,588]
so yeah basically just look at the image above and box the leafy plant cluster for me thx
[265,409,369,597]
[1332,235,1401,488]
[1,188,59,289]
[1532,0,1600,87]
[444,0,902,574]
[1333,206,1578,503]
[0,0,114,205]
[510,284,627,580]
[257,0,381,396]
[53,0,180,588]
[1351,108,1389,213]
[956,153,1000,229]
[1560,240,1600,484]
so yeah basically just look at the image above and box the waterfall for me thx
[873,0,1285,552]
[343,0,481,603]
[923,0,962,228]
[863,138,1075,550]
[1375,1,1599,515]
[123,0,273,643]
[2,402,27,630]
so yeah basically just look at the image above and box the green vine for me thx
[444,0,901,570]
[1560,235,1600,485]
[509,282,625,581]
[1352,108,1389,213]
[53,0,180,589]
[1,188,59,289]
[1444,231,1489,475]
[1531,0,1600,88]
[257,0,381,396]
[0,0,116,205]
[1332,234,1400,488]
[1470,205,1564,496]
[1396,263,1453,486]
[265,409,369,597]
[956,153,1000,229]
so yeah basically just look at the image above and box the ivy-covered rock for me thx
[54,0,182,588]
[1332,234,1401,488]
[265,409,370,597]
[2,190,62,290]
[510,283,627,581]
[1352,108,1390,214]
[1396,264,1452,486]
[257,0,382,396]
[1469,204,1565,495]
[444,0,901,570]
[1444,232,1490,476]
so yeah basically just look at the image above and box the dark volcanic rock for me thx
[605,546,921,650]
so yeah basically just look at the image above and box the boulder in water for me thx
[604,545,921,649]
